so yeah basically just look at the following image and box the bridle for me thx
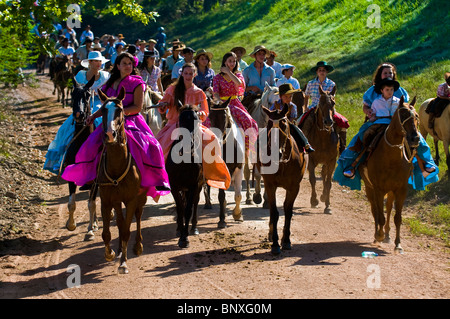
[267,115,294,163]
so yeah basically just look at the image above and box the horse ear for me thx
[409,96,416,107]
[117,86,126,101]
[399,95,405,106]
[330,84,337,96]
[97,89,108,103]
[222,96,231,108]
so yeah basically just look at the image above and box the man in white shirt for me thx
[276,64,300,90]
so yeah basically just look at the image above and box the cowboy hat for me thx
[173,43,186,51]
[182,47,196,54]
[92,43,105,52]
[144,50,158,58]
[231,46,246,55]
[374,77,400,94]
[310,61,334,73]
[275,83,301,96]
[194,49,213,61]
[117,33,125,39]
[81,50,109,68]
[249,45,270,58]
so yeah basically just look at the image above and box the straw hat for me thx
[81,51,109,68]
[194,49,213,61]
[249,45,270,58]
[275,83,301,96]
[92,43,105,52]
[231,46,246,55]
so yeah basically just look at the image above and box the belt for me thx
[220,95,238,100]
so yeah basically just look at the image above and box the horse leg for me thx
[443,140,450,175]
[253,165,263,205]
[218,189,227,228]
[134,194,146,257]
[244,157,253,204]
[190,187,201,235]
[203,184,212,209]
[101,201,115,262]
[179,189,194,248]
[384,191,394,244]
[281,186,299,251]
[174,191,184,237]
[66,182,77,231]
[308,161,319,208]
[372,191,386,245]
[320,162,333,214]
[233,168,243,222]
[393,189,407,253]
[266,185,280,255]
[85,184,98,241]
[118,202,135,274]
[434,138,440,166]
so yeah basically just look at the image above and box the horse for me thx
[52,55,74,107]
[206,98,245,228]
[419,98,450,172]
[241,82,279,206]
[142,88,164,135]
[358,96,419,253]
[64,76,100,241]
[96,87,148,274]
[165,105,204,248]
[300,85,338,214]
[257,105,306,255]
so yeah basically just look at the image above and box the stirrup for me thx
[343,169,355,179]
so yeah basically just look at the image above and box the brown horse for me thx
[300,85,338,214]
[96,87,147,274]
[257,105,306,255]
[359,97,419,253]
[52,55,74,107]
[419,98,450,172]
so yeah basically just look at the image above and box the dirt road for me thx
[0,75,448,300]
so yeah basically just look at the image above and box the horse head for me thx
[316,85,336,130]
[261,82,279,108]
[71,75,95,125]
[209,97,232,134]
[393,96,420,149]
[262,104,292,161]
[98,87,126,144]
[178,104,199,133]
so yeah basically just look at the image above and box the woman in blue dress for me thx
[334,62,439,190]
[43,51,110,174]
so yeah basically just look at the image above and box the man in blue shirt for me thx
[242,45,275,94]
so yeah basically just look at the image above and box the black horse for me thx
[166,105,204,248]
[64,76,99,241]
[205,98,245,228]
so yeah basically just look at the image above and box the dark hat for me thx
[182,47,195,54]
[144,50,157,58]
[374,77,400,94]
[275,83,301,96]
[310,61,334,73]
[84,37,93,43]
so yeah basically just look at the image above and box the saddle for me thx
[425,97,449,118]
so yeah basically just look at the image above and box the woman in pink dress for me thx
[155,63,231,190]
[62,52,170,200]
[207,52,258,156]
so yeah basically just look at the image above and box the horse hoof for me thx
[271,246,281,255]
[84,230,95,241]
[204,203,212,209]
[105,249,116,262]
[253,194,262,204]
[66,219,76,231]
[311,199,319,208]
[383,237,391,244]
[118,263,129,274]
[190,228,199,235]
[178,238,189,248]
[218,221,227,229]
[233,211,243,222]
[394,246,404,254]
[282,242,292,250]
[324,207,332,215]
[134,243,143,256]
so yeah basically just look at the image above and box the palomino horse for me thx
[166,105,204,248]
[242,83,279,205]
[207,98,245,227]
[142,88,165,135]
[301,85,338,214]
[419,98,450,172]
[64,76,99,241]
[257,105,306,255]
[359,96,419,252]
[52,55,74,107]
[96,87,147,274]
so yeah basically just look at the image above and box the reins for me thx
[267,116,294,163]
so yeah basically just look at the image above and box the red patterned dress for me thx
[206,72,258,154]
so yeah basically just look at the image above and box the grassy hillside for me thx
[165,0,450,244]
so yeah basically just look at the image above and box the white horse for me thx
[142,88,164,135]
